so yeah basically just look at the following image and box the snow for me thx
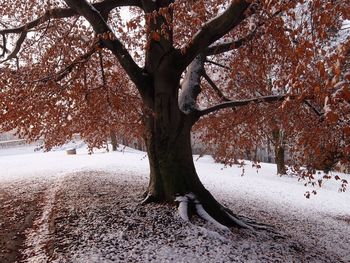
[175,195,190,221]
[0,144,147,183]
[323,96,331,114]
[179,56,204,114]
[22,174,65,263]
[0,143,349,262]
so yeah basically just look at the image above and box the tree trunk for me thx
[110,129,118,151]
[141,82,249,227]
[272,130,286,175]
[275,144,286,174]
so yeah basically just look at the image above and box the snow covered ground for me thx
[0,144,349,262]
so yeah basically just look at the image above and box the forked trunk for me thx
[141,80,251,228]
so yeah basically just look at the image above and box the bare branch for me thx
[180,0,250,69]
[303,100,323,117]
[1,31,27,63]
[203,8,284,56]
[0,34,8,57]
[95,0,143,17]
[0,10,75,35]
[198,94,286,117]
[202,72,230,101]
[205,59,231,70]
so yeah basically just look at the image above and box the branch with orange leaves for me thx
[31,42,99,83]
[203,8,283,56]
[179,0,251,70]
[0,0,142,64]
[0,0,141,35]
[63,0,148,93]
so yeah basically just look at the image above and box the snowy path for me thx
[21,174,65,262]
[0,145,349,262]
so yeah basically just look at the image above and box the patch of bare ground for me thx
[0,184,44,262]
[335,215,350,224]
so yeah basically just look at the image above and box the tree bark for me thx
[275,144,286,174]
[141,74,250,227]
[110,129,118,151]
[272,130,286,175]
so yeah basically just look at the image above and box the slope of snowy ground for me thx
[0,144,349,262]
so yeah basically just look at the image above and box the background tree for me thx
[0,0,349,228]
[195,0,350,175]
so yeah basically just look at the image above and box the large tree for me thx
[0,0,349,228]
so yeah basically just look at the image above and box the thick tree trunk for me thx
[136,52,257,228]
[143,115,240,226]
[144,113,201,201]
[141,88,249,227]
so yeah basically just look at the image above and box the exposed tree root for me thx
[141,191,277,233]
[227,211,280,233]
[176,193,229,230]
[174,193,274,232]
[141,193,159,205]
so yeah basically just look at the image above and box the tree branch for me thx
[0,9,75,35]
[180,0,250,69]
[179,55,205,114]
[1,31,27,63]
[204,38,246,56]
[198,94,286,117]
[303,100,323,117]
[0,33,8,57]
[31,43,98,83]
[205,59,231,70]
[203,8,283,56]
[202,72,230,101]
[95,0,143,17]
[0,0,142,35]
[0,0,143,63]
[63,0,148,92]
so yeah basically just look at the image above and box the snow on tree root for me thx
[176,193,229,231]
[174,193,274,232]
[175,195,190,222]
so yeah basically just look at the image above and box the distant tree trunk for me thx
[275,144,286,174]
[110,130,118,151]
[267,138,272,163]
[272,129,286,175]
